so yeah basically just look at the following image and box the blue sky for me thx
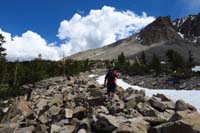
[0,0,199,61]
[0,0,199,42]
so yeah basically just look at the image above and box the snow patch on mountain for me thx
[192,66,200,72]
[178,32,184,38]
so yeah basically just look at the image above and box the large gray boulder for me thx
[116,121,148,133]
[91,116,117,133]
[170,111,200,131]
[15,126,35,133]
[175,100,188,111]
[125,94,145,109]
[148,97,166,112]
[137,102,160,117]
[0,127,14,133]
[149,121,200,133]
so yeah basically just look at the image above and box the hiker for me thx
[104,69,118,97]
[26,86,33,101]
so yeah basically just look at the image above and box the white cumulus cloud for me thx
[58,6,155,55]
[0,29,61,61]
[0,6,155,61]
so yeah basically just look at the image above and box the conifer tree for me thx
[0,34,6,61]
[150,53,161,73]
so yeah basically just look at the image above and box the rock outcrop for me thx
[173,13,200,43]
[0,74,199,133]
[138,16,182,45]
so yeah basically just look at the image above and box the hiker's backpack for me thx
[106,70,115,82]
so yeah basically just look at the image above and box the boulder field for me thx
[0,73,199,133]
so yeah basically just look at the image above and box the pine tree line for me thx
[114,50,195,77]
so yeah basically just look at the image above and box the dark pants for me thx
[27,89,32,101]
[107,82,116,93]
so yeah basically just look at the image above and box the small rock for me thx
[116,119,148,133]
[163,109,175,121]
[63,95,68,102]
[139,81,144,85]
[34,124,48,133]
[125,94,144,109]
[96,106,109,114]
[48,105,61,116]
[71,117,81,126]
[48,94,63,107]
[129,109,142,117]
[65,108,73,118]
[179,83,187,89]
[15,126,35,133]
[186,103,197,112]
[163,101,175,110]
[58,119,70,126]
[37,99,48,111]
[92,116,117,133]
[87,96,106,106]
[0,123,20,130]
[152,82,157,86]
[50,124,62,133]
[154,94,171,101]
[38,113,49,124]
[143,117,166,126]
[3,100,9,104]
[63,125,76,133]
[73,106,87,120]
[115,100,125,113]
[175,100,188,111]
[77,129,87,133]
[79,118,91,131]
[170,110,200,131]
[2,107,9,113]
[18,98,32,116]
[47,85,56,94]
[149,120,199,133]
[99,113,120,127]
[0,127,14,133]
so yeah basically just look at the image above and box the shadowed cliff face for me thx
[138,16,181,45]
[173,13,200,43]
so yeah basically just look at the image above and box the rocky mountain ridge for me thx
[173,13,200,43]
[0,73,200,133]
[138,16,182,45]
[67,13,200,63]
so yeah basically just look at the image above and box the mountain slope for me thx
[67,14,200,63]
[67,35,155,60]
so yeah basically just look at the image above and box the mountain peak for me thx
[138,16,181,45]
[173,13,200,43]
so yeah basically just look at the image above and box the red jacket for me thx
[113,71,118,84]
[105,70,118,84]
